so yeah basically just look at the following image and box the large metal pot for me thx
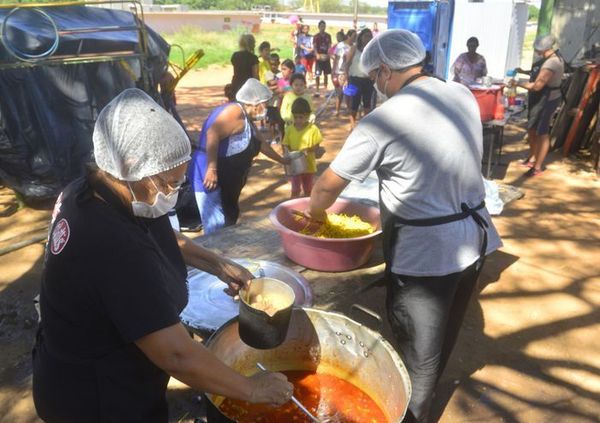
[205,307,411,423]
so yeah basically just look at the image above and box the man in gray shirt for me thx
[305,29,502,422]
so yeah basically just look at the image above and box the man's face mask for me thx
[373,67,389,103]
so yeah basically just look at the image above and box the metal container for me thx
[205,307,411,423]
[285,150,308,176]
[239,278,296,349]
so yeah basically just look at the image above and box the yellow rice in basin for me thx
[295,213,375,239]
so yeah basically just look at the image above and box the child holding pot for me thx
[282,97,323,198]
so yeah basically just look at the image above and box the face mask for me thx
[253,112,267,121]
[129,178,179,219]
[373,68,388,103]
[250,103,267,121]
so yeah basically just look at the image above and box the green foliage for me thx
[157,0,278,10]
[528,5,539,22]
[164,23,294,69]
[291,0,385,15]
[0,0,61,3]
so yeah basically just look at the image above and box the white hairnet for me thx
[235,78,273,105]
[93,88,191,181]
[534,34,556,52]
[361,29,426,74]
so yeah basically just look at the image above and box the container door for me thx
[387,1,438,52]
[433,1,453,78]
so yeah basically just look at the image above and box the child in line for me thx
[277,59,295,97]
[282,97,323,198]
[264,53,281,92]
[258,41,272,84]
[280,73,315,126]
[332,30,350,116]
[294,55,307,75]
[265,54,285,142]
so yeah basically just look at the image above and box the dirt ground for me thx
[0,66,599,423]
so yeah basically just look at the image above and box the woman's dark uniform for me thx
[33,176,188,422]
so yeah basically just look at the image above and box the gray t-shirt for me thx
[542,55,564,101]
[331,78,502,276]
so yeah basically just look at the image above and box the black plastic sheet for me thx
[0,6,170,201]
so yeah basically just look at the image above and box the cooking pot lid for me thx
[180,259,313,331]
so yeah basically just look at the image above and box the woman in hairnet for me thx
[303,30,502,422]
[32,89,293,422]
[189,78,288,234]
[514,34,564,177]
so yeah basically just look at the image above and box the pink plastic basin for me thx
[269,198,382,272]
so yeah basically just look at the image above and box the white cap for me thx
[235,78,273,105]
[534,34,556,52]
[92,88,191,181]
[361,29,426,74]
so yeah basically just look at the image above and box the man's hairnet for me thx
[361,29,426,74]
[534,34,556,52]
[92,88,191,181]
[235,78,273,105]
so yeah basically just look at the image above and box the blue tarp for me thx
[0,6,170,201]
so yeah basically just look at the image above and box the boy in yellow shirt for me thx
[282,97,323,197]
[280,73,315,126]
[258,41,272,84]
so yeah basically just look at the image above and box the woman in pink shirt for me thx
[452,37,487,86]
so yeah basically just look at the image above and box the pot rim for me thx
[205,307,412,423]
[239,277,296,315]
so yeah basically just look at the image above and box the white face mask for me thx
[373,68,388,103]
[253,112,267,121]
[129,178,179,219]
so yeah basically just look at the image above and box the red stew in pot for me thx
[220,370,388,423]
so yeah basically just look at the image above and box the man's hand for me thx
[302,207,327,224]
[215,258,255,296]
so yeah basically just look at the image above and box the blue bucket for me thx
[343,84,358,97]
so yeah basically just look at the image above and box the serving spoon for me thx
[256,362,322,423]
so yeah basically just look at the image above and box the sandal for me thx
[525,167,544,177]
[520,158,535,168]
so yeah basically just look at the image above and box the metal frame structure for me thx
[0,0,152,89]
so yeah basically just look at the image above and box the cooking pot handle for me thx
[350,304,383,332]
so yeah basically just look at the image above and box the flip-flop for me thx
[525,167,544,177]
[520,158,535,168]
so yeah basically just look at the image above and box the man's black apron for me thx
[527,53,562,129]
[382,72,489,278]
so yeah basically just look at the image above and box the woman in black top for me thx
[230,34,259,96]
[32,89,293,422]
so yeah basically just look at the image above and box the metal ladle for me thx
[256,362,322,423]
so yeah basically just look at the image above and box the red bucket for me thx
[469,85,504,121]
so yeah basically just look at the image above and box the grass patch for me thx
[164,23,296,69]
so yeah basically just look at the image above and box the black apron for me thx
[215,111,262,225]
[527,53,562,127]
[383,72,489,278]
